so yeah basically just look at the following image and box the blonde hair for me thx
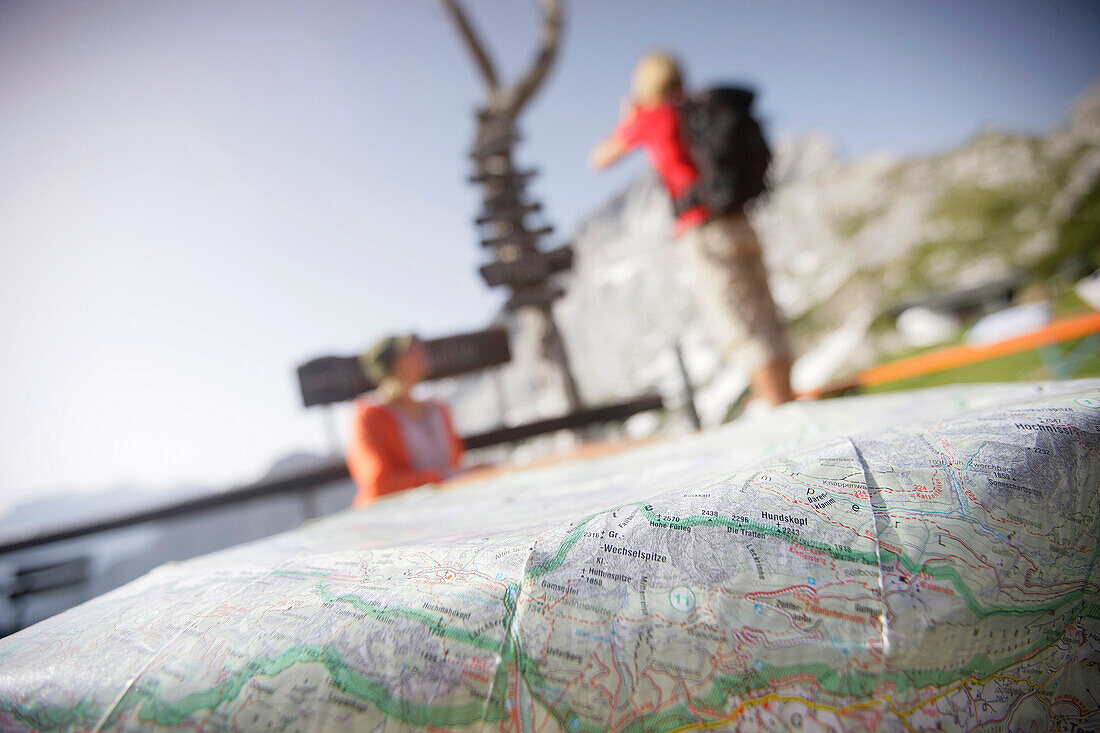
[632,52,684,106]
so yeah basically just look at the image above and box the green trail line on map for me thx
[0,700,104,732]
[91,504,1090,728]
[93,644,493,729]
[314,570,1090,729]
[315,581,509,653]
[526,505,1095,619]
[7,495,1094,729]
[536,619,1086,733]
[10,591,1089,731]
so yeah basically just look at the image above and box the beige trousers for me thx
[680,212,792,372]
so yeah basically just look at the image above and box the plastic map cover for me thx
[1,380,1098,732]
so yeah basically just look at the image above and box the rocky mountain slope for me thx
[437,80,1100,444]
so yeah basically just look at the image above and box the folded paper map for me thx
[2,381,1098,731]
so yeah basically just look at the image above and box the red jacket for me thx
[346,399,465,506]
[615,101,709,235]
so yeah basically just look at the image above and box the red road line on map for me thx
[757,467,1093,570]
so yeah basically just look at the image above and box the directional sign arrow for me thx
[480,225,554,248]
[468,168,538,184]
[505,286,565,311]
[475,201,541,225]
[479,245,573,287]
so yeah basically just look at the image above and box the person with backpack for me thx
[591,52,794,406]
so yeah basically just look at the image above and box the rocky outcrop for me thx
[436,79,1100,445]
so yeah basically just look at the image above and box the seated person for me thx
[346,334,465,506]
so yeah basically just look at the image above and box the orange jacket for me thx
[346,399,465,506]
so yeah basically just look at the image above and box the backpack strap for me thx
[672,186,703,218]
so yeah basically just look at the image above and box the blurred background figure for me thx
[346,335,465,506]
[591,52,794,406]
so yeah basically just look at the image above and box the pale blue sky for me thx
[1,0,1097,512]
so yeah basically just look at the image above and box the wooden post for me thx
[322,405,341,455]
[674,342,702,430]
[441,0,582,413]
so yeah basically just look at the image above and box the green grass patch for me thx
[886,142,1092,300]
[1051,288,1092,318]
[864,335,1100,394]
[897,182,1037,294]
[834,207,884,239]
[1029,175,1100,282]
[928,181,1033,231]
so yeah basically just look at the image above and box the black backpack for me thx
[676,86,771,217]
